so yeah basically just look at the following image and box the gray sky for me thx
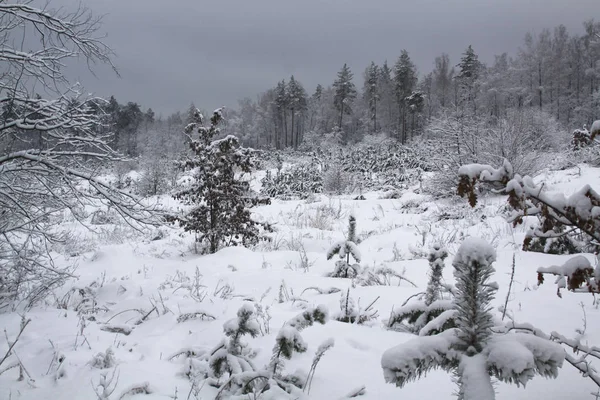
[56,0,598,116]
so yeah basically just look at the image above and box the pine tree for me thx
[171,108,270,254]
[333,63,357,128]
[456,45,483,115]
[387,243,454,336]
[274,80,288,148]
[269,306,328,378]
[377,61,395,133]
[451,239,496,354]
[363,62,379,133]
[326,214,361,278]
[287,76,308,149]
[424,243,449,306]
[393,50,418,143]
[209,303,259,378]
[382,238,564,400]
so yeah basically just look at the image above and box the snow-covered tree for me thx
[269,306,328,378]
[287,76,308,149]
[363,62,379,133]
[387,243,454,335]
[209,305,329,399]
[0,2,159,310]
[393,50,418,143]
[209,303,260,381]
[382,238,565,400]
[171,108,270,254]
[327,214,361,278]
[333,63,357,128]
[456,45,483,116]
[424,243,449,305]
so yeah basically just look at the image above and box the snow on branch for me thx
[458,159,600,253]
[537,255,599,296]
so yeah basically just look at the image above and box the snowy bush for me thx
[536,255,600,296]
[261,163,323,199]
[137,156,175,196]
[572,127,593,150]
[323,162,350,195]
[203,304,329,399]
[89,347,116,369]
[382,238,565,400]
[423,109,564,198]
[326,214,361,278]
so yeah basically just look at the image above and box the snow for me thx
[537,255,591,277]
[1,164,599,399]
[453,237,497,267]
[487,333,564,385]
[419,309,458,336]
[591,120,600,136]
[381,329,459,385]
[458,353,495,400]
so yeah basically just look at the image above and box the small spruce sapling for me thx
[269,306,328,382]
[335,289,379,324]
[381,238,565,400]
[387,243,455,335]
[208,303,260,380]
[327,214,361,278]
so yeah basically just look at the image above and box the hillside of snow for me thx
[1,165,599,400]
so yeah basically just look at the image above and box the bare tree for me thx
[0,1,160,311]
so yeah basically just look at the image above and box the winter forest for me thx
[2,0,600,399]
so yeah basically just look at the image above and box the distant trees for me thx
[88,19,599,152]
[333,63,358,129]
[363,62,379,133]
[393,50,418,143]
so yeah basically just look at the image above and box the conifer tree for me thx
[274,80,288,148]
[393,50,418,143]
[327,214,361,278]
[424,243,449,306]
[387,243,454,335]
[364,62,379,133]
[209,303,259,379]
[377,61,396,133]
[456,45,483,115]
[171,108,270,254]
[382,238,564,400]
[333,63,357,128]
[287,76,308,148]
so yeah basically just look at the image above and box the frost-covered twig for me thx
[339,385,366,398]
[305,338,335,394]
[176,311,216,323]
[502,253,516,321]
[301,286,341,296]
[0,316,31,368]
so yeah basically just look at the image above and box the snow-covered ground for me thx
[1,165,599,400]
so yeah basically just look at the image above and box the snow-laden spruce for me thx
[327,214,361,278]
[170,108,271,254]
[381,238,565,400]
[387,243,456,335]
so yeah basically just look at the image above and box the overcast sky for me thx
[55,0,598,116]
